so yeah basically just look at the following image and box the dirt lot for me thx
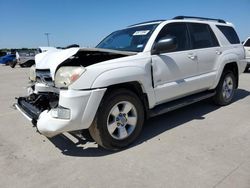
[0,66,250,188]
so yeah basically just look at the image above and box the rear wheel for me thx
[213,71,236,106]
[89,89,144,150]
[9,60,17,68]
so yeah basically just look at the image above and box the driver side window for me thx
[156,23,190,52]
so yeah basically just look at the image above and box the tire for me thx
[213,71,236,106]
[10,60,17,68]
[89,89,144,150]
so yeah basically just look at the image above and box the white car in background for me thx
[243,37,250,72]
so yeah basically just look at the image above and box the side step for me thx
[149,90,216,117]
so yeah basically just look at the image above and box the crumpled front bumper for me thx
[16,88,106,137]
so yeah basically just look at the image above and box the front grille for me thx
[36,69,54,86]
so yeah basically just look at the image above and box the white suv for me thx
[16,16,246,150]
[243,37,250,72]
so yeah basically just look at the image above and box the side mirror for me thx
[152,36,177,55]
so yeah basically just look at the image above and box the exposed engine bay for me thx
[60,48,135,68]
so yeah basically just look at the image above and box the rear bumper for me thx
[16,88,106,137]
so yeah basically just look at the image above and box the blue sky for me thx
[0,0,250,48]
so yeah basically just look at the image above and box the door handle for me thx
[216,50,222,55]
[188,54,197,60]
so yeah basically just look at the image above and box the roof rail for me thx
[128,20,166,27]
[173,16,226,24]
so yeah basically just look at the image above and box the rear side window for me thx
[217,25,240,44]
[244,39,250,47]
[156,23,190,52]
[188,23,219,49]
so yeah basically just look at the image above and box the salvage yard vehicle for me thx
[243,37,250,72]
[11,51,36,68]
[15,16,246,150]
[16,51,36,68]
[0,54,16,65]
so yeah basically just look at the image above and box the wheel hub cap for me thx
[117,114,127,126]
[107,101,138,140]
[222,76,234,100]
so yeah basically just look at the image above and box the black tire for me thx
[9,60,17,68]
[89,89,144,150]
[213,71,236,106]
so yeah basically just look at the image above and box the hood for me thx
[35,47,79,77]
[35,47,137,78]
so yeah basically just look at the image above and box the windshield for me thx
[96,24,159,52]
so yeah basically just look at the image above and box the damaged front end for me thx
[15,47,133,137]
[16,92,59,124]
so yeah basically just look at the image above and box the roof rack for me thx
[128,20,166,27]
[173,16,226,24]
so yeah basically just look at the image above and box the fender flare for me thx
[211,53,239,89]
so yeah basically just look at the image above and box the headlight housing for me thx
[29,66,36,81]
[55,66,86,88]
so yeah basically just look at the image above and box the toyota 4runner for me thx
[15,16,247,150]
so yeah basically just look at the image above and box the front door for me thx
[152,22,199,104]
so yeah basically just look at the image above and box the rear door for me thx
[188,23,221,89]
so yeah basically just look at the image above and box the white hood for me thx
[35,47,80,78]
[35,47,136,79]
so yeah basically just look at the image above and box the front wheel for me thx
[213,71,236,106]
[89,89,144,150]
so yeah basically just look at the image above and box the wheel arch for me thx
[91,67,156,108]
[103,82,151,118]
[213,61,239,89]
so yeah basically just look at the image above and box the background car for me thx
[0,54,16,65]
[243,37,250,72]
[16,51,36,68]
[0,51,7,57]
